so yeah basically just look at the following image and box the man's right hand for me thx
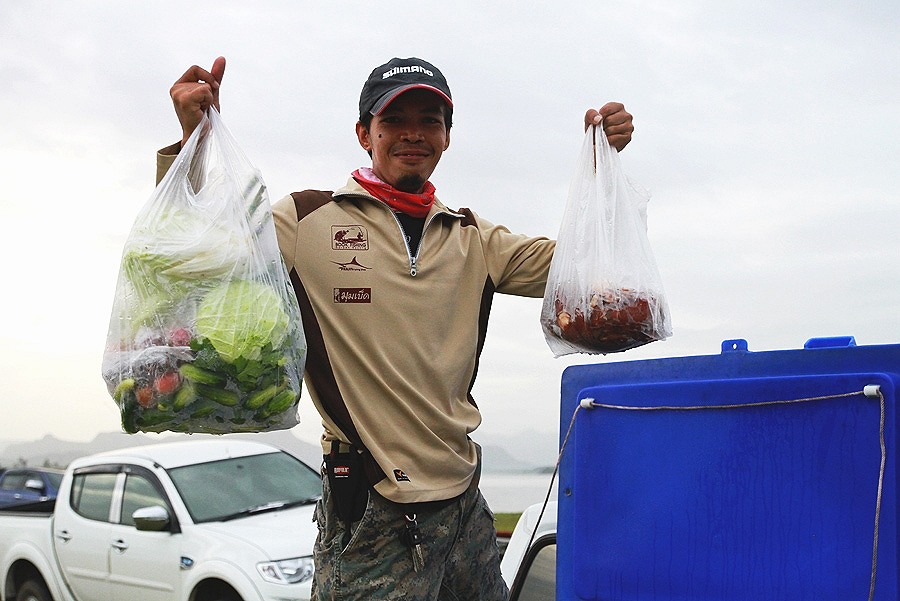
[170,56,226,148]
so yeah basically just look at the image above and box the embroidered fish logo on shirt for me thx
[331,256,372,271]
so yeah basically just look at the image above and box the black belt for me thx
[388,490,466,514]
[324,438,481,517]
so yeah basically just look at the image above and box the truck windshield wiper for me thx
[217,497,319,522]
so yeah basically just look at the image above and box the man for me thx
[162,56,634,600]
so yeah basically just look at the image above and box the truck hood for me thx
[197,503,317,560]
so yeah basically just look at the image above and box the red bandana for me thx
[352,168,436,218]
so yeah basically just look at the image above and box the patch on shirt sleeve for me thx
[393,469,410,482]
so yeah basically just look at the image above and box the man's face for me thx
[356,89,451,193]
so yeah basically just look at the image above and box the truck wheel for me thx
[16,580,52,601]
[203,583,242,601]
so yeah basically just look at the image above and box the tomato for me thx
[136,386,155,408]
[154,371,181,395]
[168,327,193,347]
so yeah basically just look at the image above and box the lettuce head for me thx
[196,280,290,363]
[123,207,251,289]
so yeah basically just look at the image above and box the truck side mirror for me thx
[24,479,45,493]
[132,505,171,532]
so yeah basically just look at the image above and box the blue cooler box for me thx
[557,337,898,601]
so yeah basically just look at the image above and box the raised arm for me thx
[170,56,226,148]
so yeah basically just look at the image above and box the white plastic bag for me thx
[102,108,306,433]
[541,124,671,356]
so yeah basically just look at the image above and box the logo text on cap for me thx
[382,65,434,79]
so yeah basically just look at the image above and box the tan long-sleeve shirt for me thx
[159,148,554,502]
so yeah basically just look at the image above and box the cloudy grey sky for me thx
[1,0,897,446]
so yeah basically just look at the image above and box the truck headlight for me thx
[257,556,315,584]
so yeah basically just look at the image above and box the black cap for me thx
[359,57,453,121]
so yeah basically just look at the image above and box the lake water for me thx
[479,472,559,513]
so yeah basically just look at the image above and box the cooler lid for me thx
[557,337,899,601]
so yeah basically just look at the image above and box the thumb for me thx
[584,108,601,131]
[210,56,226,112]
[211,56,226,85]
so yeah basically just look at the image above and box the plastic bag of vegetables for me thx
[102,107,306,434]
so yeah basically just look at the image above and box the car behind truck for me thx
[0,438,321,601]
[0,468,64,508]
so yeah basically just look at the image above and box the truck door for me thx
[105,466,184,601]
[53,468,120,600]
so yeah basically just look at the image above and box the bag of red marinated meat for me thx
[541,123,671,356]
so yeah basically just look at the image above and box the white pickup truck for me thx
[500,501,557,601]
[0,438,321,601]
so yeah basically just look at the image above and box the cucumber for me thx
[196,384,240,407]
[244,384,281,410]
[259,388,297,418]
[121,400,138,434]
[173,383,197,410]
[113,378,136,401]
[179,363,225,386]
[136,410,174,427]
[190,400,218,418]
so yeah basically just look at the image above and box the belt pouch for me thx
[324,441,369,523]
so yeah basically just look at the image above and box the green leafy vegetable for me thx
[195,280,290,363]
[122,207,251,287]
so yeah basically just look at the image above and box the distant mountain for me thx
[0,427,558,474]
[479,444,541,473]
[475,428,559,471]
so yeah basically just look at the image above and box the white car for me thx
[500,501,557,601]
[0,438,321,601]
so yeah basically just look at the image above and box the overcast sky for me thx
[1,1,897,447]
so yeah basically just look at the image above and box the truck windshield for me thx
[167,451,321,523]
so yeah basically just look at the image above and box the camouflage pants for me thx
[311,471,508,600]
